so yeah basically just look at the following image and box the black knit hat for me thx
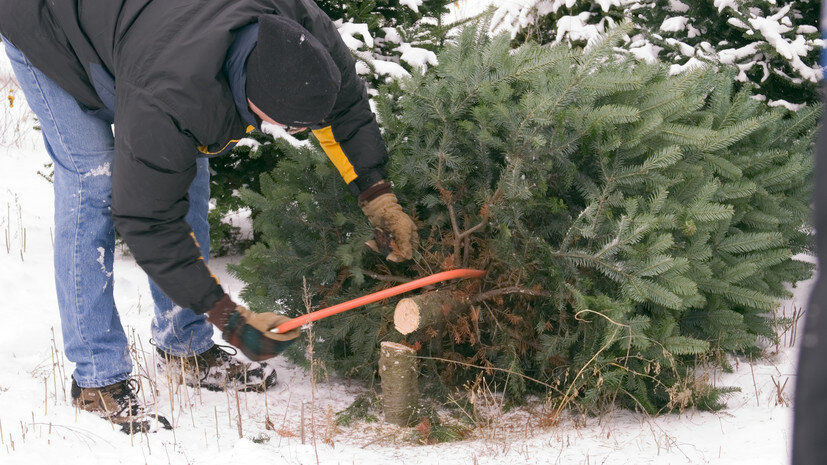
[246,15,342,126]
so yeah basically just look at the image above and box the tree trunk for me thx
[393,290,466,335]
[379,341,418,426]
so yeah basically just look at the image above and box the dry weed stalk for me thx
[749,361,760,407]
[771,376,790,407]
[234,381,243,438]
[277,391,293,447]
[302,276,321,465]
[772,305,806,352]
[0,74,35,148]
[322,406,337,447]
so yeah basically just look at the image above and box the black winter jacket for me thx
[0,0,388,313]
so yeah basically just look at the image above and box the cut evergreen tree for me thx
[232,23,817,414]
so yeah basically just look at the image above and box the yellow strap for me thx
[312,126,358,184]
[190,232,220,285]
[196,126,255,155]
[197,139,238,156]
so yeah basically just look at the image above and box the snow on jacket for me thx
[0,0,388,314]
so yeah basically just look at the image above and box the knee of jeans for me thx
[79,170,114,210]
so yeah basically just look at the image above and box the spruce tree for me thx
[232,23,817,413]
[494,0,822,106]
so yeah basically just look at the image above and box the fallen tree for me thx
[234,23,817,414]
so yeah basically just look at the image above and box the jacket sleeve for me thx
[280,0,388,197]
[111,85,225,314]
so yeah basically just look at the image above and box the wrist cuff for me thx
[357,180,393,206]
[205,294,236,330]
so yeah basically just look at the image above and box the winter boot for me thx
[156,344,278,392]
[71,378,171,434]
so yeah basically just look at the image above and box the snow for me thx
[660,16,689,33]
[595,0,623,12]
[95,247,113,280]
[718,43,759,64]
[668,0,689,13]
[556,13,601,44]
[381,27,403,45]
[395,43,439,70]
[659,16,700,38]
[750,16,797,59]
[669,57,706,75]
[82,162,111,178]
[629,43,663,64]
[371,59,411,80]
[768,99,807,111]
[665,38,696,57]
[335,21,374,50]
[399,0,422,14]
[713,0,738,13]
[258,122,311,149]
[235,138,261,150]
[728,17,751,30]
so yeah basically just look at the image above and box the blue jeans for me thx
[4,41,216,387]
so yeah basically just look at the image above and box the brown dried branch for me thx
[471,286,551,303]
[361,270,412,284]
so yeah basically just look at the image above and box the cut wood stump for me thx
[379,341,418,426]
[394,290,466,335]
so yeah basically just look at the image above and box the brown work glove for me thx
[359,181,419,262]
[206,295,301,361]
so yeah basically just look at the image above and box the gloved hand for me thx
[358,180,419,262]
[206,295,300,361]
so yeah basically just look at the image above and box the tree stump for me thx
[379,341,418,426]
[394,290,465,335]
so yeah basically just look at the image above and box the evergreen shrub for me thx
[233,24,817,413]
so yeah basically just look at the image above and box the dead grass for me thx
[0,72,34,148]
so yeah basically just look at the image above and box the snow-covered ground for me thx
[0,40,811,465]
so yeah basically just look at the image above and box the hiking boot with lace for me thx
[156,344,278,392]
[71,378,172,434]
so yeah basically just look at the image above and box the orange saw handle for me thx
[272,269,486,334]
